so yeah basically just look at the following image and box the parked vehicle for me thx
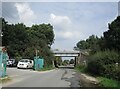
[7,59,18,67]
[17,59,34,69]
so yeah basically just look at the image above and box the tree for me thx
[103,16,120,50]
[76,35,100,53]
[86,35,100,53]
[2,18,55,67]
[62,60,69,66]
[24,24,55,65]
[1,18,8,46]
[77,40,89,49]
[69,59,74,64]
[31,24,55,47]
[56,57,62,65]
[2,22,28,57]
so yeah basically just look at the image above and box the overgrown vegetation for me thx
[38,65,55,71]
[97,77,120,87]
[1,18,55,66]
[0,76,11,84]
[87,50,120,80]
[75,16,120,87]
[62,60,70,66]
[75,64,87,73]
[54,57,62,67]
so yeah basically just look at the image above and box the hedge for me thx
[87,50,120,80]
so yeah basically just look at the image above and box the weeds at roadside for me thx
[0,76,11,84]
[97,77,120,87]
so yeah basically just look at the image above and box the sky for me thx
[118,1,120,16]
[1,1,119,52]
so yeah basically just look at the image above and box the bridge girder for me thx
[54,54,79,57]
[53,50,80,57]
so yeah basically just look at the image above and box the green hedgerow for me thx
[87,50,120,80]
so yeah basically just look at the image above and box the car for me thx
[17,59,34,69]
[7,59,18,67]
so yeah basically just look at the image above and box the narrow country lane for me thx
[2,67,80,87]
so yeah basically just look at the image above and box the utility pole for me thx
[0,31,3,46]
[35,49,37,57]
[35,49,39,57]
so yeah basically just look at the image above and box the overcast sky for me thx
[2,1,119,51]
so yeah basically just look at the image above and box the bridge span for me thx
[53,50,80,57]
[53,50,81,66]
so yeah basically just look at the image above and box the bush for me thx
[87,50,120,80]
[103,64,120,80]
[75,64,87,73]
[97,77,120,87]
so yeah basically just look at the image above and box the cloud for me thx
[50,13,71,25]
[2,2,117,51]
[2,2,19,23]
[15,3,36,26]
[49,13,71,31]
[49,13,83,41]
[63,31,73,39]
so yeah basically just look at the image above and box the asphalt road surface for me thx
[2,67,80,87]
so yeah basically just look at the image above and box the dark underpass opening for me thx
[54,56,76,69]
[53,50,80,69]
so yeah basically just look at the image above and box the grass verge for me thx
[38,65,55,71]
[97,77,120,87]
[75,65,120,88]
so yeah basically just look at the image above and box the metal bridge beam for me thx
[54,54,79,57]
